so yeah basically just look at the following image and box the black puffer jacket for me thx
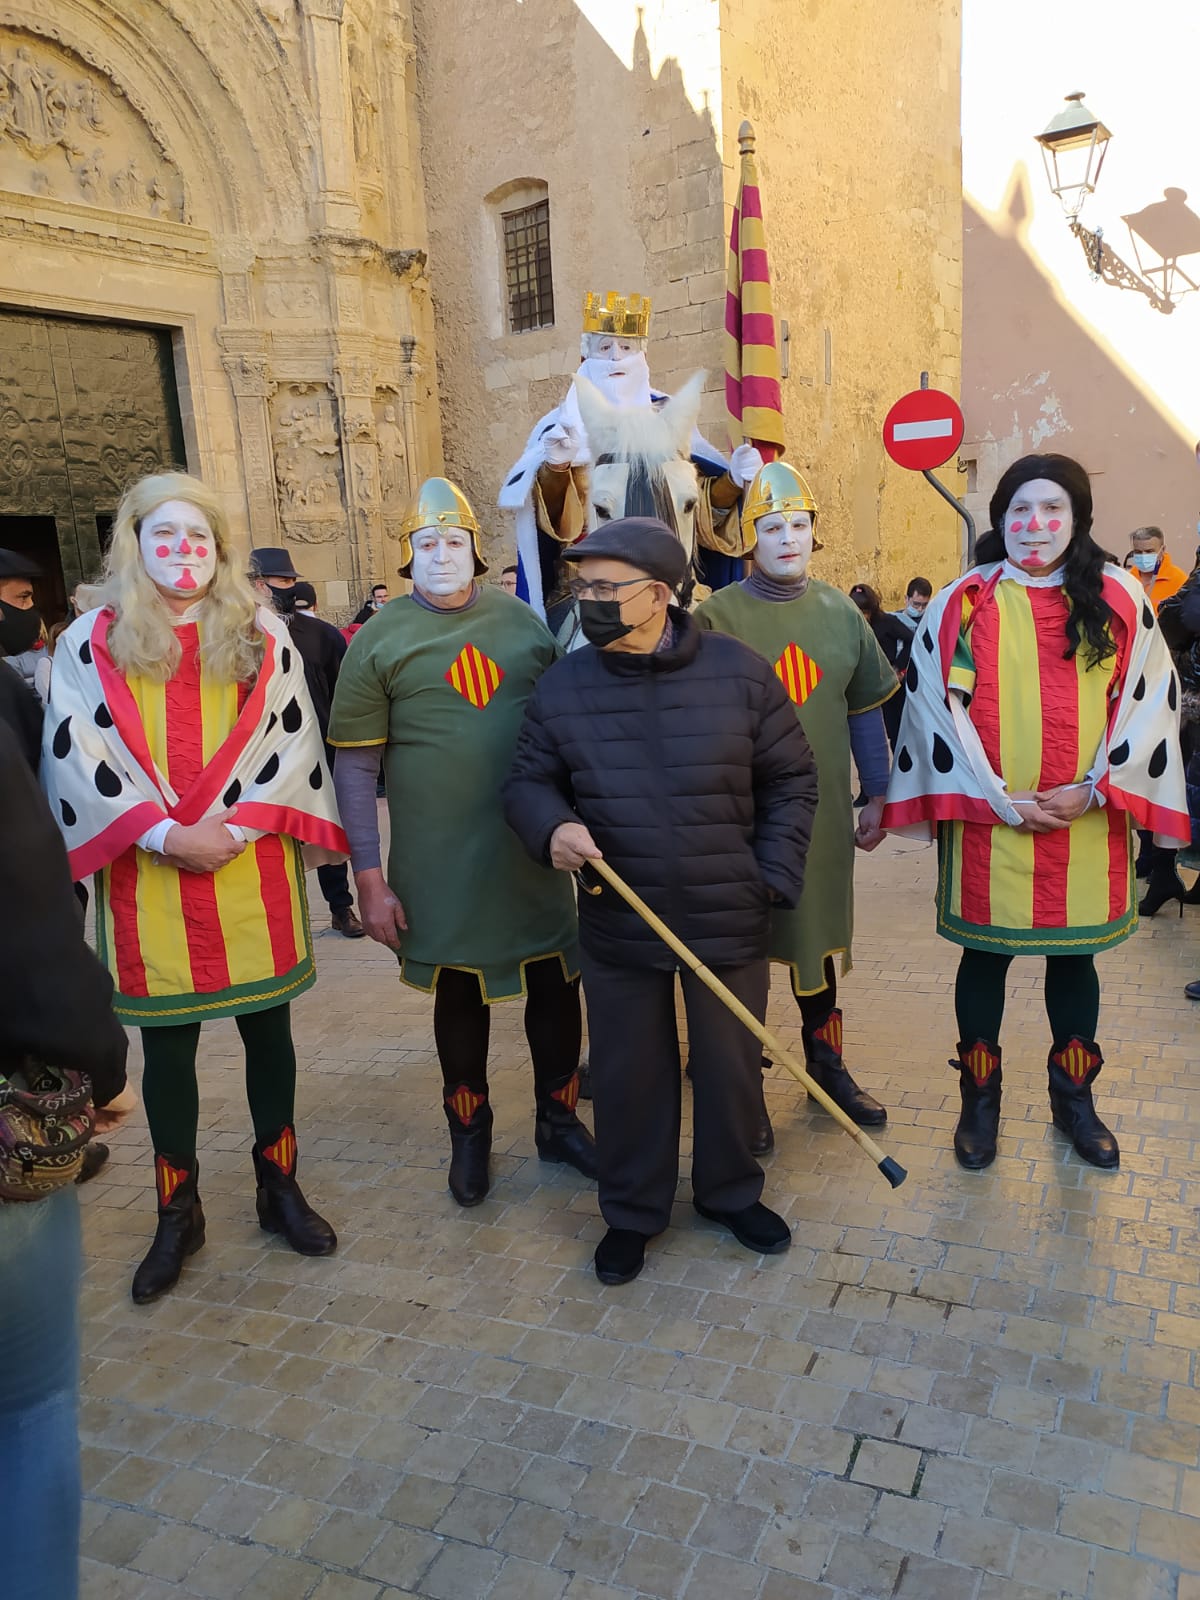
[503,609,818,969]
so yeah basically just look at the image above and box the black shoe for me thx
[952,1041,1002,1170]
[594,1227,649,1285]
[1138,851,1185,918]
[331,908,366,938]
[1183,878,1200,906]
[76,1141,110,1185]
[1047,1042,1119,1168]
[132,1156,205,1304]
[1186,980,1200,1001]
[694,1199,791,1254]
[444,1087,492,1206]
[803,1011,887,1126]
[577,1057,593,1101]
[750,1068,774,1156]
[535,1070,598,1180]
[253,1128,338,1254]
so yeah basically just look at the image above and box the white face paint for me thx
[139,500,218,597]
[1003,478,1073,573]
[409,527,476,598]
[576,348,652,409]
[754,511,814,580]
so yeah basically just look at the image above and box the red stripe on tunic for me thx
[1107,805,1130,921]
[173,627,276,825]
[178,869,231,993]
[463,645,484,708]
[108,848,149,997]
[1031,588,1079,927]
[959,821,992,925]
[965,587,1002,770]
[254,834,298,975]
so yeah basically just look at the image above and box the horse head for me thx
[574,372,705,567]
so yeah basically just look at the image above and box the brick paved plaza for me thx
[78,837,1200,1599]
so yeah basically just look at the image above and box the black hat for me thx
[563,517,689,589]
[0,548,42,581]
[291,581,317,608]
[249,546,302,580]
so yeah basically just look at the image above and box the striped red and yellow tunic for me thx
[937,579,1134,954]
[93,624,314,1024]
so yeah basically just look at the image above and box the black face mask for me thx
[0,600,42,656]
[270,587,298,615]
[578,598,635,648]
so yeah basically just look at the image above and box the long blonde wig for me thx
[81,472,263,684]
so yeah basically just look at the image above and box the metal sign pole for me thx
[918,371,976,566]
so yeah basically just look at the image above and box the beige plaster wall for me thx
[416,0,963,599]
[719,0,964,601]
[0,1,444,622]
[962,0,1200,565]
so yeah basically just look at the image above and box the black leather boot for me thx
[1047,1040,1119,1168]
[444,1085,493,1206]
[1138,849,1185,918]
[803,1010,887,1126]
[132,1156,205,1304]
[952,1040,1002,1170]
[253,1126,337,1254]
[535,1070,598,1180]
[750,1065,774,1156]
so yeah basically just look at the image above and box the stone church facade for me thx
[0,0,441,618]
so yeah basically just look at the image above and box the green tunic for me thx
[328,588,579,1001]
[696,580,897,993]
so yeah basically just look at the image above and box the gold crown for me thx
[581,291,652,340]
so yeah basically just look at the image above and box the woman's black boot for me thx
[1138,849,1185,918]
[952,1041,1002,1171]
[253,1126,338,1255]
[444,1085,493,1206]
[132,1156,205,1304]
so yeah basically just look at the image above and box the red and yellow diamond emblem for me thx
[446,644,504,708]
[774,643,823,706]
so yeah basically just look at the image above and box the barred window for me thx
[502,199,554,333]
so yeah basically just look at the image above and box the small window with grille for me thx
[502,199,554,333]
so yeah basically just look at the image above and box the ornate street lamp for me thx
[1034,92,1112,221]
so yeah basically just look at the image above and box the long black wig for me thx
[974,453,1115,669]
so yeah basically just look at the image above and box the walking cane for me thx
[584,858,908,1190]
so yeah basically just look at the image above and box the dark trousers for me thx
[581,951,767,1234]
[317,742,353,912]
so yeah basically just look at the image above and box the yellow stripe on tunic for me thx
[989,584,1038,932]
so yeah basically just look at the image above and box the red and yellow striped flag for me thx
[725,120,785,459]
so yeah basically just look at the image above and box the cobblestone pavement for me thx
[78,835,1200,1599]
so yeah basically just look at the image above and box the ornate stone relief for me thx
[374,391,409,505]
[271,383,346,544]
[264,280,321,320]
[0,28,184,218]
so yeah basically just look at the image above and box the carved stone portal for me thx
[271,383,346,544]
[0,27,185,218]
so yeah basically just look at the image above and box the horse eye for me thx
[683,499,697,514]
[595,505,611,520]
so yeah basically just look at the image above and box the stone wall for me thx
[0,0,444,619]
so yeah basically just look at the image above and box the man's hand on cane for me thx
[550,822,603,872]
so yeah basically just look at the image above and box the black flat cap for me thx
[0,547,42,580]
[249,546,302,580]
[564,517,688,588]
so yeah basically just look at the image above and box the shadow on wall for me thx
[962,170,1197,558]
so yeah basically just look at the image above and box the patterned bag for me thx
[0,1060,95,1201]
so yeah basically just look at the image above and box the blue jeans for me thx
[0,1186,83,1600]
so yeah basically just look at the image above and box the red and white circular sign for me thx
[883,389,965,471]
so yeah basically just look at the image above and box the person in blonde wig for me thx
[44,471,349,1303]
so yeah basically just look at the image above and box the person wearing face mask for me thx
[696,464,900,1149]
[884,453,1188,1172]
[42,472,347,1303]
[249,548,363,938]
[892,576,933,628]
[0,548,47,765]
[329,476,594,1207]
[504,517,818,1286]
[499,290,762,620]
[1127,526,1186,612]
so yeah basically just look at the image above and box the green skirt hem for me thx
[774,947,852,998]
[935,910,1137,957]
[399,945,581,1004]
[115,958,316,1025]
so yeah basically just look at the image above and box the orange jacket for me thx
[1137,552,1188,612]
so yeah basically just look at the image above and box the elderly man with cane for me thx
[504,517,818,1285]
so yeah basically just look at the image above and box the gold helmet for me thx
[397,476,488,576]
[740,460,823,551]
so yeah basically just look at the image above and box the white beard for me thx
[574,351,652,409]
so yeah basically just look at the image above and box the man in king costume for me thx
[499,291,764,620]
[42,472,346,1303]
[329,477,595,1207]
[696,462,899,1148]
[883,453,1189,1171]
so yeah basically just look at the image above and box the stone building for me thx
[0,0,964,621]
[414,0,965,597]
[0,0,441,620]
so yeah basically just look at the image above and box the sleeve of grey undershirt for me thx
[333,745,384,872]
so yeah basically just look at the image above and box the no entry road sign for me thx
[883,388,965,471]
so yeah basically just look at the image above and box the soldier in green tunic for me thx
[329,477,595,1207]
[696,462,898,1144]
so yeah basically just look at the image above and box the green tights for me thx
[954,950,1100,1047]
[139,1003,297,1161]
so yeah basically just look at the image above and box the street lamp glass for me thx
[1034,92,1112,218]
